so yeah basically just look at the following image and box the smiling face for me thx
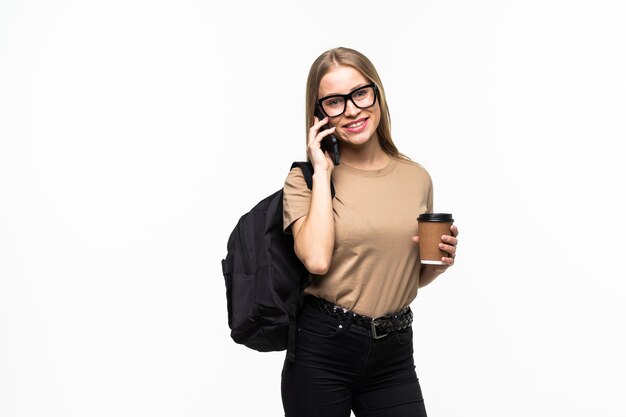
[318,65,381,148]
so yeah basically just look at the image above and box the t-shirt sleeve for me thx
[426,173,434,213]
[283,167,312,233]
[414,161,434,213]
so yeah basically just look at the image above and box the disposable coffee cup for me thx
[417,213,454,265]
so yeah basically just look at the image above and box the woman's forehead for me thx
[318,66,368,97]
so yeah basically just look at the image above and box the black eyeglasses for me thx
[317,84,379,118]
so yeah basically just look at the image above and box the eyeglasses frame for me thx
[316,83,379,118]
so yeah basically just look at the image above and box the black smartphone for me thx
[315,107,340,166]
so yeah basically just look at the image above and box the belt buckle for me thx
[370,318,388,339]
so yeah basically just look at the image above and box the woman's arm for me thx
[291,169,334,275]
[290,116,337,275]
[418,264,448,288]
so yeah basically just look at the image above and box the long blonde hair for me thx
[305,47,404,159]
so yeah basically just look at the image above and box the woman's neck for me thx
[339,138,390,170]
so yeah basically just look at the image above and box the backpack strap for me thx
[285,161,335,362]
[290,161,336,198]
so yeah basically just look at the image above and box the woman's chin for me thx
[340,133,375,148]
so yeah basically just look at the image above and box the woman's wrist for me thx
[312,169,331,181]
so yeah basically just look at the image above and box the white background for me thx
[1,1,625,416]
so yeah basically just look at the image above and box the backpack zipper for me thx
[237,224,252,275]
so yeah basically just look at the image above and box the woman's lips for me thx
[343,118,368,133]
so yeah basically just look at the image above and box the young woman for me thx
[281,47,459,417]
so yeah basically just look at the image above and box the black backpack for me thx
[221,162,334,361]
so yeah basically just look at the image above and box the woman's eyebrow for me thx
[323,83,369,97]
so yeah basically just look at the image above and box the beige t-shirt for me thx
[283,156,433,318]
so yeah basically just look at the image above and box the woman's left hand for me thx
[440,224,459,267]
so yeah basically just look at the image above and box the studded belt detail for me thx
[305,296,413,339]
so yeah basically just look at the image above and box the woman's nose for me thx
[343,99,360,117]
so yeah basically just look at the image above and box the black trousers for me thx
[281,301,427,417]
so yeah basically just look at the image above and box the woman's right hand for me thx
[308,116,337,173]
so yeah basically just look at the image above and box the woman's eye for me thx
[354,89,370,99]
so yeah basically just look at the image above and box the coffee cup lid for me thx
[417,213,454,222]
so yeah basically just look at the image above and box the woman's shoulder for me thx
[284,164,309,191]
[393,156,432,179]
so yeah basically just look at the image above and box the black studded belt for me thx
[305,295,413,339]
